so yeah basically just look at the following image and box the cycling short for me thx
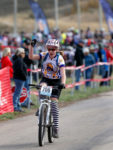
[40,77,62,99]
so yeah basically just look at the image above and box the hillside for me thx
[0,0,73,17]
[0,0,108,33]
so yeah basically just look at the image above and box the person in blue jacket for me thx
[83,47,95,87]
[89,44,98,63]
[97,43,109,86]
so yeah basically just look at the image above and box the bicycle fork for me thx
[38,100,51,127]
[46,103,51,126]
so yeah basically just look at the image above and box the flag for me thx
[29,0,49,35]
[99,0,113,33]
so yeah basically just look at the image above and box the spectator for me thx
[0,42,5,64]
[89,44,98,87]
[64,46,75,66]
[85,27,93,39]
[22,38,35,107]
[97,43,109,86]
[12,48,27,112]
[104,43,113,85]
[80,29,84,40]
[73,29,80,46]
[1,47,13,79]
[89,44,98,63]
[83,47,95,87]
[98,28,106,41]
[74,40,84,90]
[66,28,74,46]
[94,29,99,41]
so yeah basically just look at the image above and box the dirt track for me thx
[0,91,113,150]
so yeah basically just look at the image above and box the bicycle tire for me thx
[38,104,47,146]
[48,112,54,143]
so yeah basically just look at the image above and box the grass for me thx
[0,77,113,121]
[60,84,113,103]
[59,75,113,103]
[0,112,23,121]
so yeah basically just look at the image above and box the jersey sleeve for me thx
[58,55,65,68]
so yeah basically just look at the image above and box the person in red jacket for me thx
[104,43,113,85]
[104,44,113,62]
[1,47,13,79]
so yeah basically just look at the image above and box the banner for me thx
[0,67,14,115]
[29,0,49,35]
[12,87,27,104]
[99,0,113,33]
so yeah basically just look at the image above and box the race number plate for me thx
[40,86,52,96]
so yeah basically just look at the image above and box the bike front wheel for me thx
[38,104,47,146]
[48,112,54,143]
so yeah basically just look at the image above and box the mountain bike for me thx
[29,84,58,146]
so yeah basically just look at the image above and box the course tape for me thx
[29,61,113,95]
[30,75,113,96]
[27,61,113,73]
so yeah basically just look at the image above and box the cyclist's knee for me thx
[51,97,58,102]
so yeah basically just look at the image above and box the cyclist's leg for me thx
[49,79,61,138]
[51,97,59,138]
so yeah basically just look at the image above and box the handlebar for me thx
[29,84,41,89]
[29,84,65,90]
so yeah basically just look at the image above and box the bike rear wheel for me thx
[38,104,47,146]
[48,112,54,143]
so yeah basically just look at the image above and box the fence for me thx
[0,61,113,115]
[29,61,113,95]
[0,67,14,115]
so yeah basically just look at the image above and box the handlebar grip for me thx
[29,84,36,86]
[58,84,65,89]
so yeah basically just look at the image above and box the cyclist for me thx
[29,39,66,138]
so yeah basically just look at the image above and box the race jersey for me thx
[40,52,65,79]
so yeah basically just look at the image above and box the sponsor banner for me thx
[100,0,113,33]
[12,87,28,104]
[29,0,49,35]
[0,67,14,115]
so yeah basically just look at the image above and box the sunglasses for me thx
[48,48,56,51]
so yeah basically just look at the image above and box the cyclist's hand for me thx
[31,39,37,47]
[59,83,65,89]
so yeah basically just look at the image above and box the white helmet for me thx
[46,39,60,49]
[83,47,89,53]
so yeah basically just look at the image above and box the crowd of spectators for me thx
[0,26,113,111]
